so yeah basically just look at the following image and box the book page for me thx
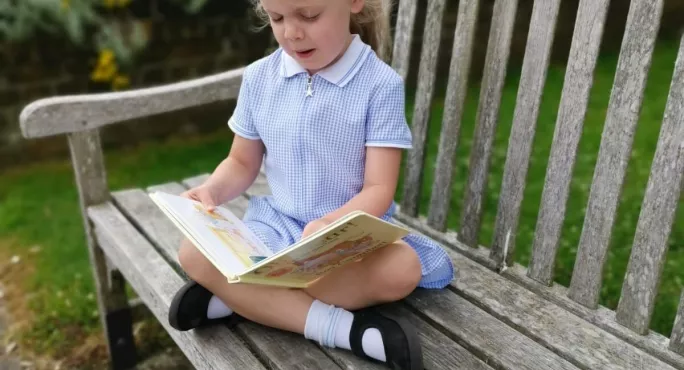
[150,192,272,276]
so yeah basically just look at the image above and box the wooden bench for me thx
[18,0,684,369]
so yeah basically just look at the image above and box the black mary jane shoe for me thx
[349,308,424,370]
[168,280,243,331]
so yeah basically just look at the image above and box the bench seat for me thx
[87,170,678,370]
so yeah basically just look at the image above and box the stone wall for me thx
[0,3,273,169]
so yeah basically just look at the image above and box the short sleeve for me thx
[365,76,413,149]
[228,70,260,140]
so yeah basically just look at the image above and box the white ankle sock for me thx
[206,295,233,319]
[304,300,386,362]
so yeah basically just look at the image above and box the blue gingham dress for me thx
[228,35,454,289]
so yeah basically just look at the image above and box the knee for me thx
[178,239,218,284]
[371,243,422,302]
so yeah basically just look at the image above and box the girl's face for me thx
[261,0,365,74]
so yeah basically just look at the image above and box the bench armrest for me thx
[20,66,245,139]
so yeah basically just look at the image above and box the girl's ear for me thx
[350,0,365,14]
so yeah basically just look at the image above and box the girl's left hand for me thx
[301,218,332,239]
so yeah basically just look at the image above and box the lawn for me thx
[0,38,681,363]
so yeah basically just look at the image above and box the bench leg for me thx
[67,130,138,369]
[90,240,139,369]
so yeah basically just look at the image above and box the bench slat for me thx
[458,0,519,247]
[112,187,185,264]
[503,264,684,369]
[88,202,267,370]
[391,0,418,81]
[615,34,684,335]
[20,67,243,139]
[406,290,578,370]
[427,0,480,231]
[401,0,447,217]
[439,247,677,370]
[671,291,684,355]
[114,183,345,370]
[568,0,664,309]
[397,211,684,368]
[380,304,493,370]
[529,0,610,285]
[490,0,561,267]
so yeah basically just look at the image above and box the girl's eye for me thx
[302,13,320,21]
[271,16,283,22]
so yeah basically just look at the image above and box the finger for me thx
[198,191,216,211]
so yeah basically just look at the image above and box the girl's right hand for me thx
[181,185,220,212]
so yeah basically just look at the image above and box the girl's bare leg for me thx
[178,239,312,333]
[177,239,422,333]
[304,241,422,310]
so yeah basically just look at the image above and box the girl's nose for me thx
[284,21,303,41]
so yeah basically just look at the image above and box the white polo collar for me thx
[279,34,371,87]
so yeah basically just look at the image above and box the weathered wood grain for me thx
[380,304,493,370]
[20,67,244,138]
[394,209,684,368]
[88,202,267,370]
[569,0,664,309]
[390,0,418,81]
[491,0,561,268]
[406,289,578,370]
[671,291,684,355]
[615,34,684,335]
[112,187,185,264]
[427,0,480,231]
[68,130,136,368]
[503,264,684,370]
[458,0,518,247]
[529,0,610,286]
[443,248,677,370]
[401,0,446,217]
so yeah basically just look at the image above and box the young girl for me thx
[169,0,454,368]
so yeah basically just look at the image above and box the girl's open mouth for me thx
[296,49,315,58]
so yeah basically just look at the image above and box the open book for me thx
[149,191,410,288]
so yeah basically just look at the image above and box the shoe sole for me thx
[168,280,198,331]
[393,315,423,370]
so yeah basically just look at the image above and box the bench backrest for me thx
[388,0,684,360]
[19,0,684,361]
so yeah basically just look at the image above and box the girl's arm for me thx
[306,147,402,233]
[202,135,265,204]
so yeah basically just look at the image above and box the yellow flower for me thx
[103,0,116,9]
[112,74,131,90]
[98,49,115,67]
[60,0,70,10]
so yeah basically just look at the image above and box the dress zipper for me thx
[306,75,313,97]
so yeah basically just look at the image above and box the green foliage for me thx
[0,0,209,88]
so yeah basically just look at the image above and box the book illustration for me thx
[193,204,266,267]
[293,235,373,272]
[249,234,381,280]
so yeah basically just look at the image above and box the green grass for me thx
[0,39,682,357]
[0,133,233,354]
